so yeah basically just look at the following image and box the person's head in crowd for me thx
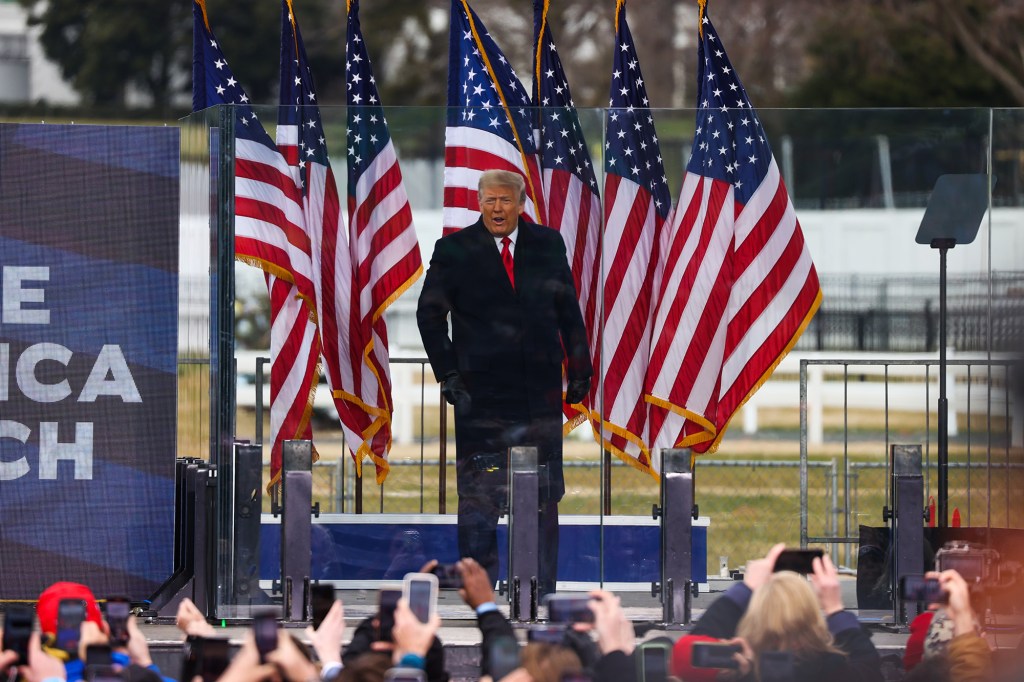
[903,609,964,671]
[336,653,391,682]
[36,581,105,653]
[904,568,992,682]
[518,642,583,682]
[342,591,448,682]
[736,570,843,662]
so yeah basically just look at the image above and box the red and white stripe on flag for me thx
[596,0,673,477]
[644,7,821,456]
[599,173,666,472]
[235,136,318,310]
[267,273,320,486]
[646,161,821,454]
[347,139,423,481]
[532,0,601,434]
[544,166,601,432]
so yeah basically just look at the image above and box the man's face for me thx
[479,184,524,237]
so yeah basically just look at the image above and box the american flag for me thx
[600,0,672,477]
[192,0,319,491]
[644,7,821,454]
[275,0,365,486]
[192,0,315,307]
[444,0,544,234]
[532,0,600,433]
[345,0,423,481]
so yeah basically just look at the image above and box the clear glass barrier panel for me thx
[176,106,1022,617]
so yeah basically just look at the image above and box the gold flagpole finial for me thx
[698,0,708,37]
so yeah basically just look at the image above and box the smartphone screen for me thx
[377,588,402,642]
[404,575,437,623]
[772,548,824,574]
[2,604,33,665]
[431,563,463,589]
[310,584,335,630]
[252,612,278,662]
[56,599,87,655]
[85,644,112,668]
[900,575,946,602]
[690,642,741,669]
[640,645,669,682]
[545,595,594,624]
[105,598,131,647]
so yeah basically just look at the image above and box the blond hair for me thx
[519,642,583,682]
[736,571,844,663]
[478,169,526,203]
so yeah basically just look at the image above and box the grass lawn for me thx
[177,375,1023,575]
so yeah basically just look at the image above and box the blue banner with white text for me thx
[0,123,178,600]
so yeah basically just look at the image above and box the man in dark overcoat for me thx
[416,169,592,595]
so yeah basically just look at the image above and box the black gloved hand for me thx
[565,377,591,405]
[441,372,472,412]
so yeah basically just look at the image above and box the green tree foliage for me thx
[20,0,1022,113]
[17,0,344,112]
[790,1,1018,107]
[18,0,190,112]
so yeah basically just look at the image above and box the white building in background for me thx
[0,0,78,105]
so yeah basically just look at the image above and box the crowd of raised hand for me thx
[3,546,1019,682]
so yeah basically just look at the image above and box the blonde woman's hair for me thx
[736,571,845,663]
[519,642,583,682]
[478,169,526,203]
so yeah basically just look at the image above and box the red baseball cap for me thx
[903,611,935,671]
[36,582,104,635]
[671,634,725,682]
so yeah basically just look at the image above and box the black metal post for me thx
[933,239,955,528]
[281,440,313,621]
[656,449,693,626]
[891,444,924,627]
[508,447,539,621]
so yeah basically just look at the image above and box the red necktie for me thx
[501,236,515,288]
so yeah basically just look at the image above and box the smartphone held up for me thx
[403,573,439,623]
[772,549,824,574]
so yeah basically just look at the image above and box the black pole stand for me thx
[933,237,953,528]
[914,174,990,528]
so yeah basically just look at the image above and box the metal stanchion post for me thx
[652,449,694,627]
[233,444,263,605]
[507,446,539,622]
[281,440,313,622]
[885,444,925,627]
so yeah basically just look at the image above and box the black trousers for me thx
[454,414,563,596]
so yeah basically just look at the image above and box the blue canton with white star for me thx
[346,0,389,191]
[605,5,671,219]
[447,0,537,155]
[688,12,773,206]
[535,9,598,192]
[192,1,273,147]
[280,3,331,189]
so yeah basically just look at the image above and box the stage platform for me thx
[132,579,1024,682]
